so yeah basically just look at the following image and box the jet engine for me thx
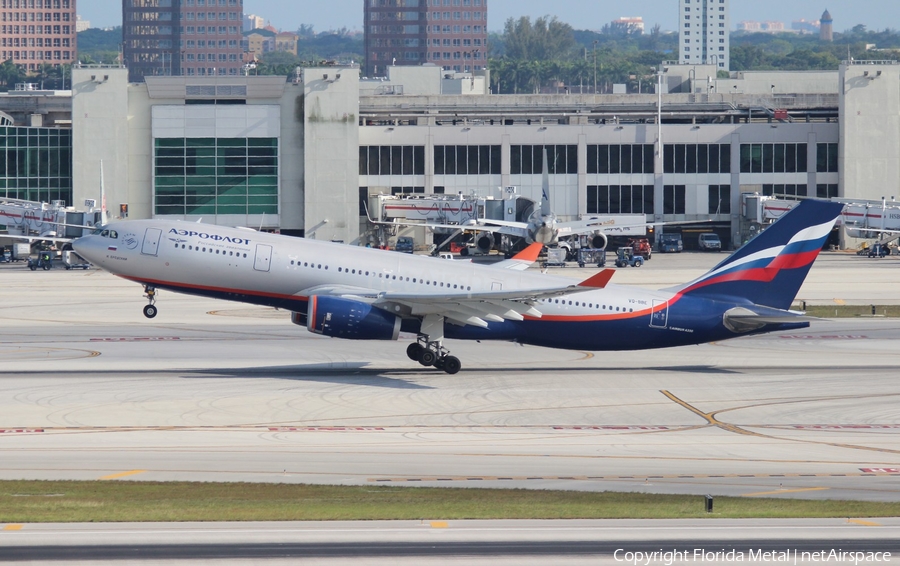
[589,231,608,250]
[476,234,493,254]
[304,296,401,340]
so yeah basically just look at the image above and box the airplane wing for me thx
[1,233,74,244]
[305,271,611,329]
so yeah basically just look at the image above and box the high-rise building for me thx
[679,0,729,71]
[364,0,487,77]
[123,0,244,83]
[0,0,77,72]
[820,10,833,42]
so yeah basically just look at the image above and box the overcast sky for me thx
[81,1,898,34]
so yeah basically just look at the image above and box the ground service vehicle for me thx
[626,238,652,260]
[394,236,414,254]
[614,247,643,268]
[63,250,92,270]
[577,248,606,268]
[659,234,683,253]
[28,251,53,271]
[698,233,722,251]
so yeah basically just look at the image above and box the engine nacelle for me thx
[590,232,608,250]
[306,296,401,341]
[476,234,493,254]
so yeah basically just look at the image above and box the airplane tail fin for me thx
[540,149,551,217]
[672,200,843,310]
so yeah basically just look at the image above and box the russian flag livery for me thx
[675,200,843,310]
[72,199,844,373]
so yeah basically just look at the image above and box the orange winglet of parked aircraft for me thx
[578,269,615,289]
[511,242,544,262]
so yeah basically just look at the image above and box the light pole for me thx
[593,40,598,94]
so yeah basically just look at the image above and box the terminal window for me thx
[664,144,730,174]
[0,126,72,205]
[510,145,577,175]
[740,143,807,174]
[816,143,838,173]
[587,185,653,215]
[588,144,654,175]
[433,145,500,175]
[360,145,426,176]
[153,137,278,216]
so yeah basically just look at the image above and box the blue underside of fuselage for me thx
[142,280,810,352]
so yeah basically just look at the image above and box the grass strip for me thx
[2,481,900,523]
[792,304,900,318]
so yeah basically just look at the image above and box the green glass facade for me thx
[0,127,72,204]
[153,137,279,216]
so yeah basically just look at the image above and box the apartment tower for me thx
[364,0,487,77]
[0,0,77,72]
[679,0,730,70]
[123,0,244,83]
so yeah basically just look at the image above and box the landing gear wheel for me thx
[442,356,461,375]
[433,357,446,371]
[406,343,424,361]
[143,304,158,319]
[419,350,437,366]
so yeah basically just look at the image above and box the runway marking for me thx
[848,519,882,527]
[369,473,898,483]
[741,487,830,497]
[430,521,449,528]
[269,427,386,432]
[99,470,147,480]
[0,429,44,434]
[89,337,181,342]
[2,524,23,531]
[663,390,900,457]
[661,390,762,437]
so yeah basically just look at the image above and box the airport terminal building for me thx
[30,61,900,248]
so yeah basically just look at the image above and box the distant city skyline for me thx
[80,1,899,34]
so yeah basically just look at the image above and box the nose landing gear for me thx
[142,285,158,318]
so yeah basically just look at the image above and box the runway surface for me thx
[1,253,900,501]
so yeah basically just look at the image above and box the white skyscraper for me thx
[679,0,730,70]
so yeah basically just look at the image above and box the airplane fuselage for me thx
[74,219,802,353]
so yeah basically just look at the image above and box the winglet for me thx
[512,242,544,262]
[578,269,615,289]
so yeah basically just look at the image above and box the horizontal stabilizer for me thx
[578,269,615,289]
[723,306,817,333]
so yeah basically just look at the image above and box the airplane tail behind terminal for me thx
[673,200,844,310]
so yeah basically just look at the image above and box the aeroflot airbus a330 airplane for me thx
[72,200,843,374]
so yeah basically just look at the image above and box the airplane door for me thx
[141,228,162,256]
[650,300,668,329]
[253,244,272,272]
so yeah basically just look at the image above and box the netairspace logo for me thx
[613,548,892,565]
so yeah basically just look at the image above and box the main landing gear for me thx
[405,314,461,374]
[142,285,158,319]
[406,339,461,375]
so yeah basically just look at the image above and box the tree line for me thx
[4,22,900,92]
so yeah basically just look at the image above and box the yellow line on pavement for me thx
[742,487,830,497]
[430,521,449,528]
[99,470,147,480]
[848,519,882,527]
[2,524,23,531]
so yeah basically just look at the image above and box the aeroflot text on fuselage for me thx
[168,228,251,245]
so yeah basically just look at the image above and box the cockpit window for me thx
[96,228,118,239]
